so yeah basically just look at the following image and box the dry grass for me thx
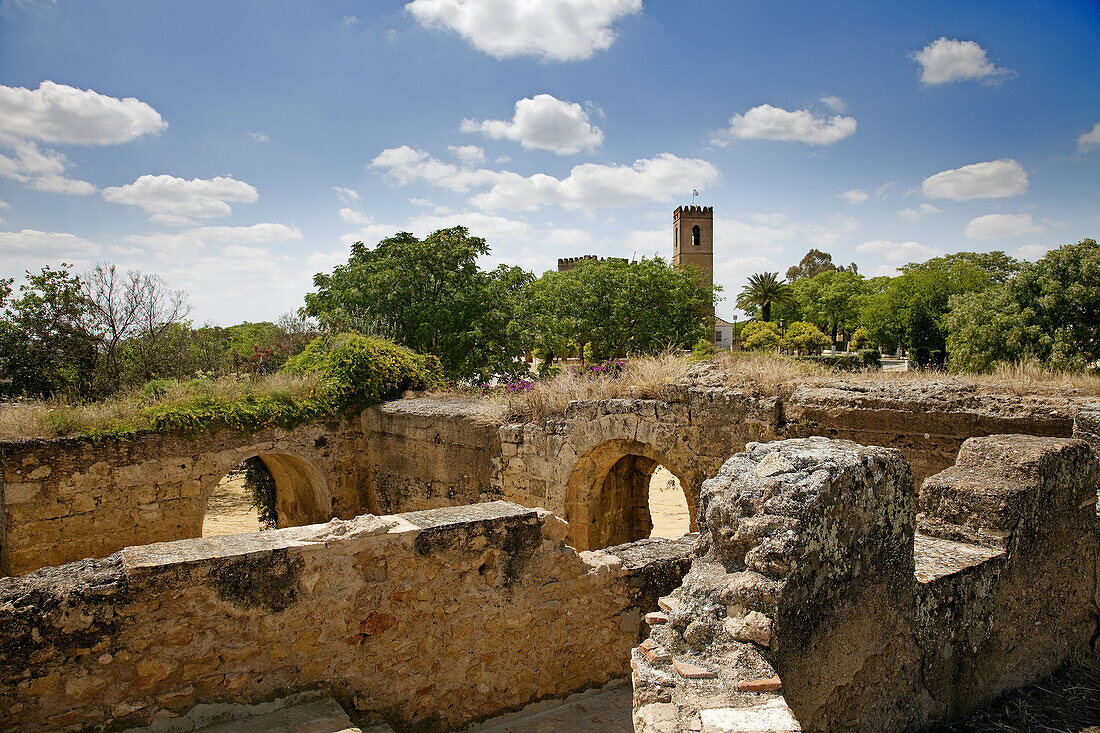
[458,352,697,424]
[931,650,1100,732]
[845,359,1100,397]
[0,372,324,440]
[447,351,1100,426]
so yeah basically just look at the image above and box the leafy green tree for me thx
[946,238,1100,370]
[518,257,711,362]
[0,265,99,398]
[859,252,1020,356]
[782,321,830,354]
[792,270,868,346]
[741,320,781,350]
[736,272,794,322]
[303,227,531,382]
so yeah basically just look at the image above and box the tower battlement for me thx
[674,205,713,216]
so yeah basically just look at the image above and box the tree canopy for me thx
[736,272,794,322]
[518,257,712,364]
[303,227,531,382]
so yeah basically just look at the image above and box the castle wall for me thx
[0,379,1088,575]
[0,502,693,732]
[0,418,365,576]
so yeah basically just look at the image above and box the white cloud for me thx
[0,81,166,145]
[964,213,1043,239]
[246,131,269,143]
[856,239,942,262]
[370,145,503,192]
[469,153,720,211]
[371,144,718,212]
[409,197,434,207]
[448,144,486,164]
[339,208,371,225]
[102,174,259,224]
[921,159,1028,201]
[911,38,1013,85]
[332,186,360,204]
[461,94,604,155]
[125,223,301,259]
[898,203,941,222]
[819,95,847,112]
[1077,122,1100,152]
[0,136,96,194]
[840,189,868,204]
[405,0,642,61]
[0,229,102,274]
[407,211,531,241]
[340,15,359,27]
[713,104,856,146]
[0,199,8,210]
[1014,243,1052,261]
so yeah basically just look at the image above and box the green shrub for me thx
[139,379,174,401]
[243,457,278,529]
[781,321,830,354]
[691,336,717,361]
[850,326,871,351]
[145,333,437,433]
[794,354,865,371]
[741,321,781,351]
[858,349,881,368]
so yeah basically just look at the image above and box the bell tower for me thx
[673,205,714,317]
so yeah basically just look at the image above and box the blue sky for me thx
[1,0,1097,324]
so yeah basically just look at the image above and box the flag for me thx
[692,189,699,196]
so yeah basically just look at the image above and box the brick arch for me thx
[564,438,697,550]
[198,451,332,535]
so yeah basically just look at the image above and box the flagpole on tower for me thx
[691,188,699,205]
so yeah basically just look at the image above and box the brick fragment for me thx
[738,676,782,692]
[673,660,718,679]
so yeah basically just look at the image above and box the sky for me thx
[0,0,1098,324]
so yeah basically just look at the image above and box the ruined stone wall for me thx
[0,379,1089,576]
[632,435,1099,733]
[0,418,365,576]
[360,399,499,515]
[0,502,692,732]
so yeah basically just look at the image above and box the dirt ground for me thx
[201,472,261,537]
[648,466,692,538]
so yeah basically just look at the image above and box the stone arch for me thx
[565,438,697,550]
[199,451,332,535]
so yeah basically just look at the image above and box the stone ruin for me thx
[0,384,1098,731]
[633,434,1098,732]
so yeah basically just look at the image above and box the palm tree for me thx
[736,272,794,322]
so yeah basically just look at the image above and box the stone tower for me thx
[673,205,714,317]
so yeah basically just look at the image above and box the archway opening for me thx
[202,458,268,537]
[648,465,691,539]
[583,452,695,549]
[201,453,332,537]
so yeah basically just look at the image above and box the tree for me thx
[0,265,99,398]
[741,320,781,351]
[786,249,837,281]
[946,238,1100,370]
[518,257,711,363]
[786,248,858,281]
[792,270,868,346]
[83,264,191,391]
[859,252,1020,356]
[303,227,531,382]
[782,321,830,354]
[736,272,794,322]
